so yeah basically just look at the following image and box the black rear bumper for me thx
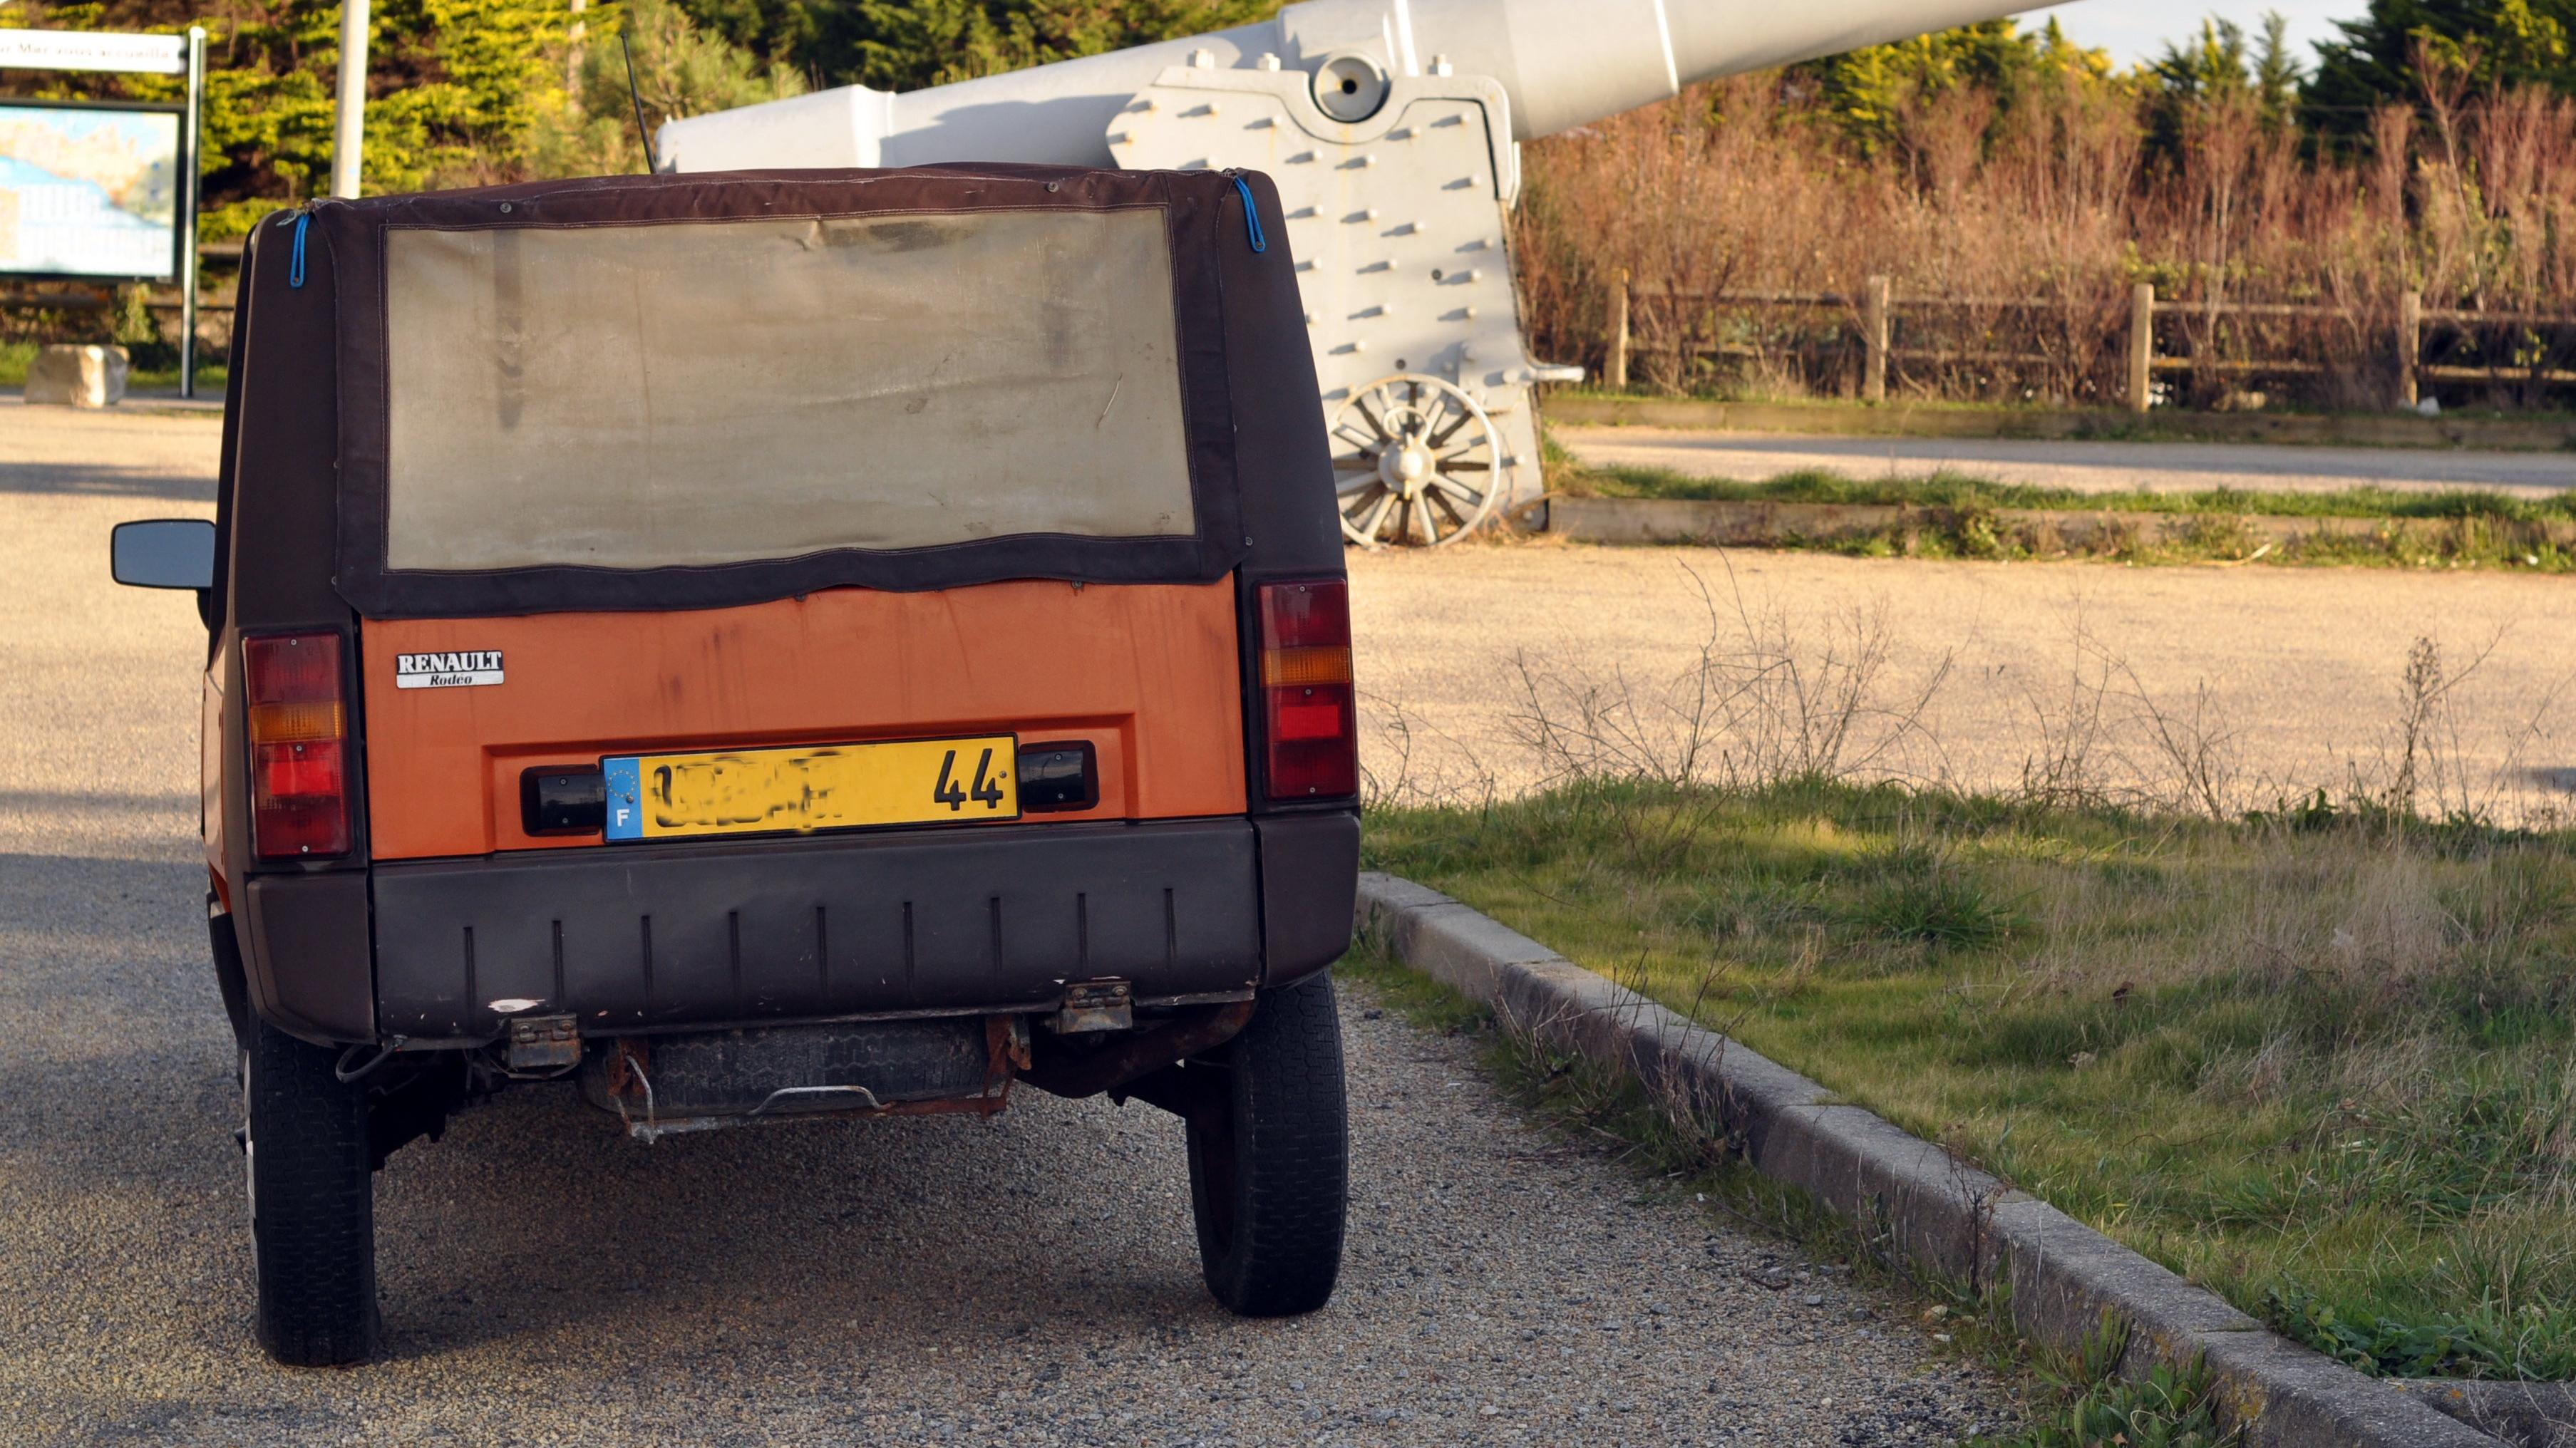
[364,813,1356,1043]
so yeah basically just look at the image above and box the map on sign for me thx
[0,104,181,279]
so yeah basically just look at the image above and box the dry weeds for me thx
[1516,76,2576,409]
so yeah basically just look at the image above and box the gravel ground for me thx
[2,409,2016,1441]
[1349,543,2576,813]
[1557,424,2576,499]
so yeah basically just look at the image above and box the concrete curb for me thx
[1544,393,2576,452]
[1545,495,2576,556]
[2399,1381,2576,1447]
[1356,872,2513,1448]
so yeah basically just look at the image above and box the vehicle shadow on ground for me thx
[359,1086,1221,1361]
[0,462,215,501]
[3,1035,1224,1371]
[1,846,1224,1372]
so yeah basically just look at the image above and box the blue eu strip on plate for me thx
[602,756,643,842]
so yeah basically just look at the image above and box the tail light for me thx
[1258,579,1358,800]
[244,633,350,859]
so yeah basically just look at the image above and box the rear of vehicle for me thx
[152,167,1356,1364]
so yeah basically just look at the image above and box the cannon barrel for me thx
[659,0,2039,171]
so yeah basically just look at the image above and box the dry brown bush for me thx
[1515,74,2576,408]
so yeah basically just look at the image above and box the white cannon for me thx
[661,0,2036,544]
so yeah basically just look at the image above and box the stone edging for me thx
[1544,495,2576,557]
[1545,394,2576,452]
[1356,872,2521,1448]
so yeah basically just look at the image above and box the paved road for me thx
[1558,424,2576,499]
[2,409,2011,1441]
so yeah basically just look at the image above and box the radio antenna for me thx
[620,31,659,172]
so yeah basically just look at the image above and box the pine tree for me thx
[1795,17,2112,155]
[2306,0,2575,141]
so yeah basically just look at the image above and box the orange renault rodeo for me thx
[108,165,1360,1365]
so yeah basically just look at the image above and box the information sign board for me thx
[0,101,184,280]
[0,28,187,74]
[1,27,212,393]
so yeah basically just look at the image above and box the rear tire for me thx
[244,1018,379,1365]
[1185,972,1348,1316]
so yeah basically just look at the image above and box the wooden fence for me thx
[1601,272,2576,410]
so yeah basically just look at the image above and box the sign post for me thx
[332,0,369,199]
[0,26,206,397]
[180,27,204,395]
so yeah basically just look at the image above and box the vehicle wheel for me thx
[1185,971,1348,1316]
[243,1018,379,1365]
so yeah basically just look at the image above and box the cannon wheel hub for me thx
[1332,373,1500,548]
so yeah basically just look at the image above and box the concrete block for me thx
[1982,1195,2262,1367]
[1751,1102,2007,1285]
[1356,871,1449,920]
[1398,899,1562,975]
[24,344,130,408]
[2400,1381,2576,1447]
[2197,1328,2505,1448]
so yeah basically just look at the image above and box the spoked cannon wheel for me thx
[1331,374,1502,548]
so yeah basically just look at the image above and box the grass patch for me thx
[1365,778,2576,1380]
[1551,464,2576,571]
[1975,1318,2233,1447]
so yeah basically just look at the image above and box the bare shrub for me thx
[2347,631,2576,824]
[1504,559,1952,792]
[1356,689,1498,812]
[2112,669,2245,821]
[1516,71,2576,408]
[2014,610,2119,809]
[2007,607,2247,819]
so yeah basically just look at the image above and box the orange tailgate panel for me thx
[361,581,1247,860]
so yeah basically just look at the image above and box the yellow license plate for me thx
[602,735,1019,842]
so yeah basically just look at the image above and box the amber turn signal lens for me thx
[247,700,346,744]
[1260,643,1353,689]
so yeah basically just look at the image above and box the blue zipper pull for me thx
[1231,175,1266,254]
[289,210,310,289]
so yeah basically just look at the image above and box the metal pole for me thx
[180,26,205,399]
[332,0,371,199]
[2127,282,2155,413]
[1862,274,1890,402]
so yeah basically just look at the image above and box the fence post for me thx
[1863,274,1890,402]
[2126,283,2155,413]
[1607,269,1630,390]
[2397,291,2421,408]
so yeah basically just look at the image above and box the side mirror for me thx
[111,518,217,591]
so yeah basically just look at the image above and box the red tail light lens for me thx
[1258,579,1357,800]
[244,633,350,859]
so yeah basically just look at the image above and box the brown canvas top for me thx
[259,164,1322,619]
